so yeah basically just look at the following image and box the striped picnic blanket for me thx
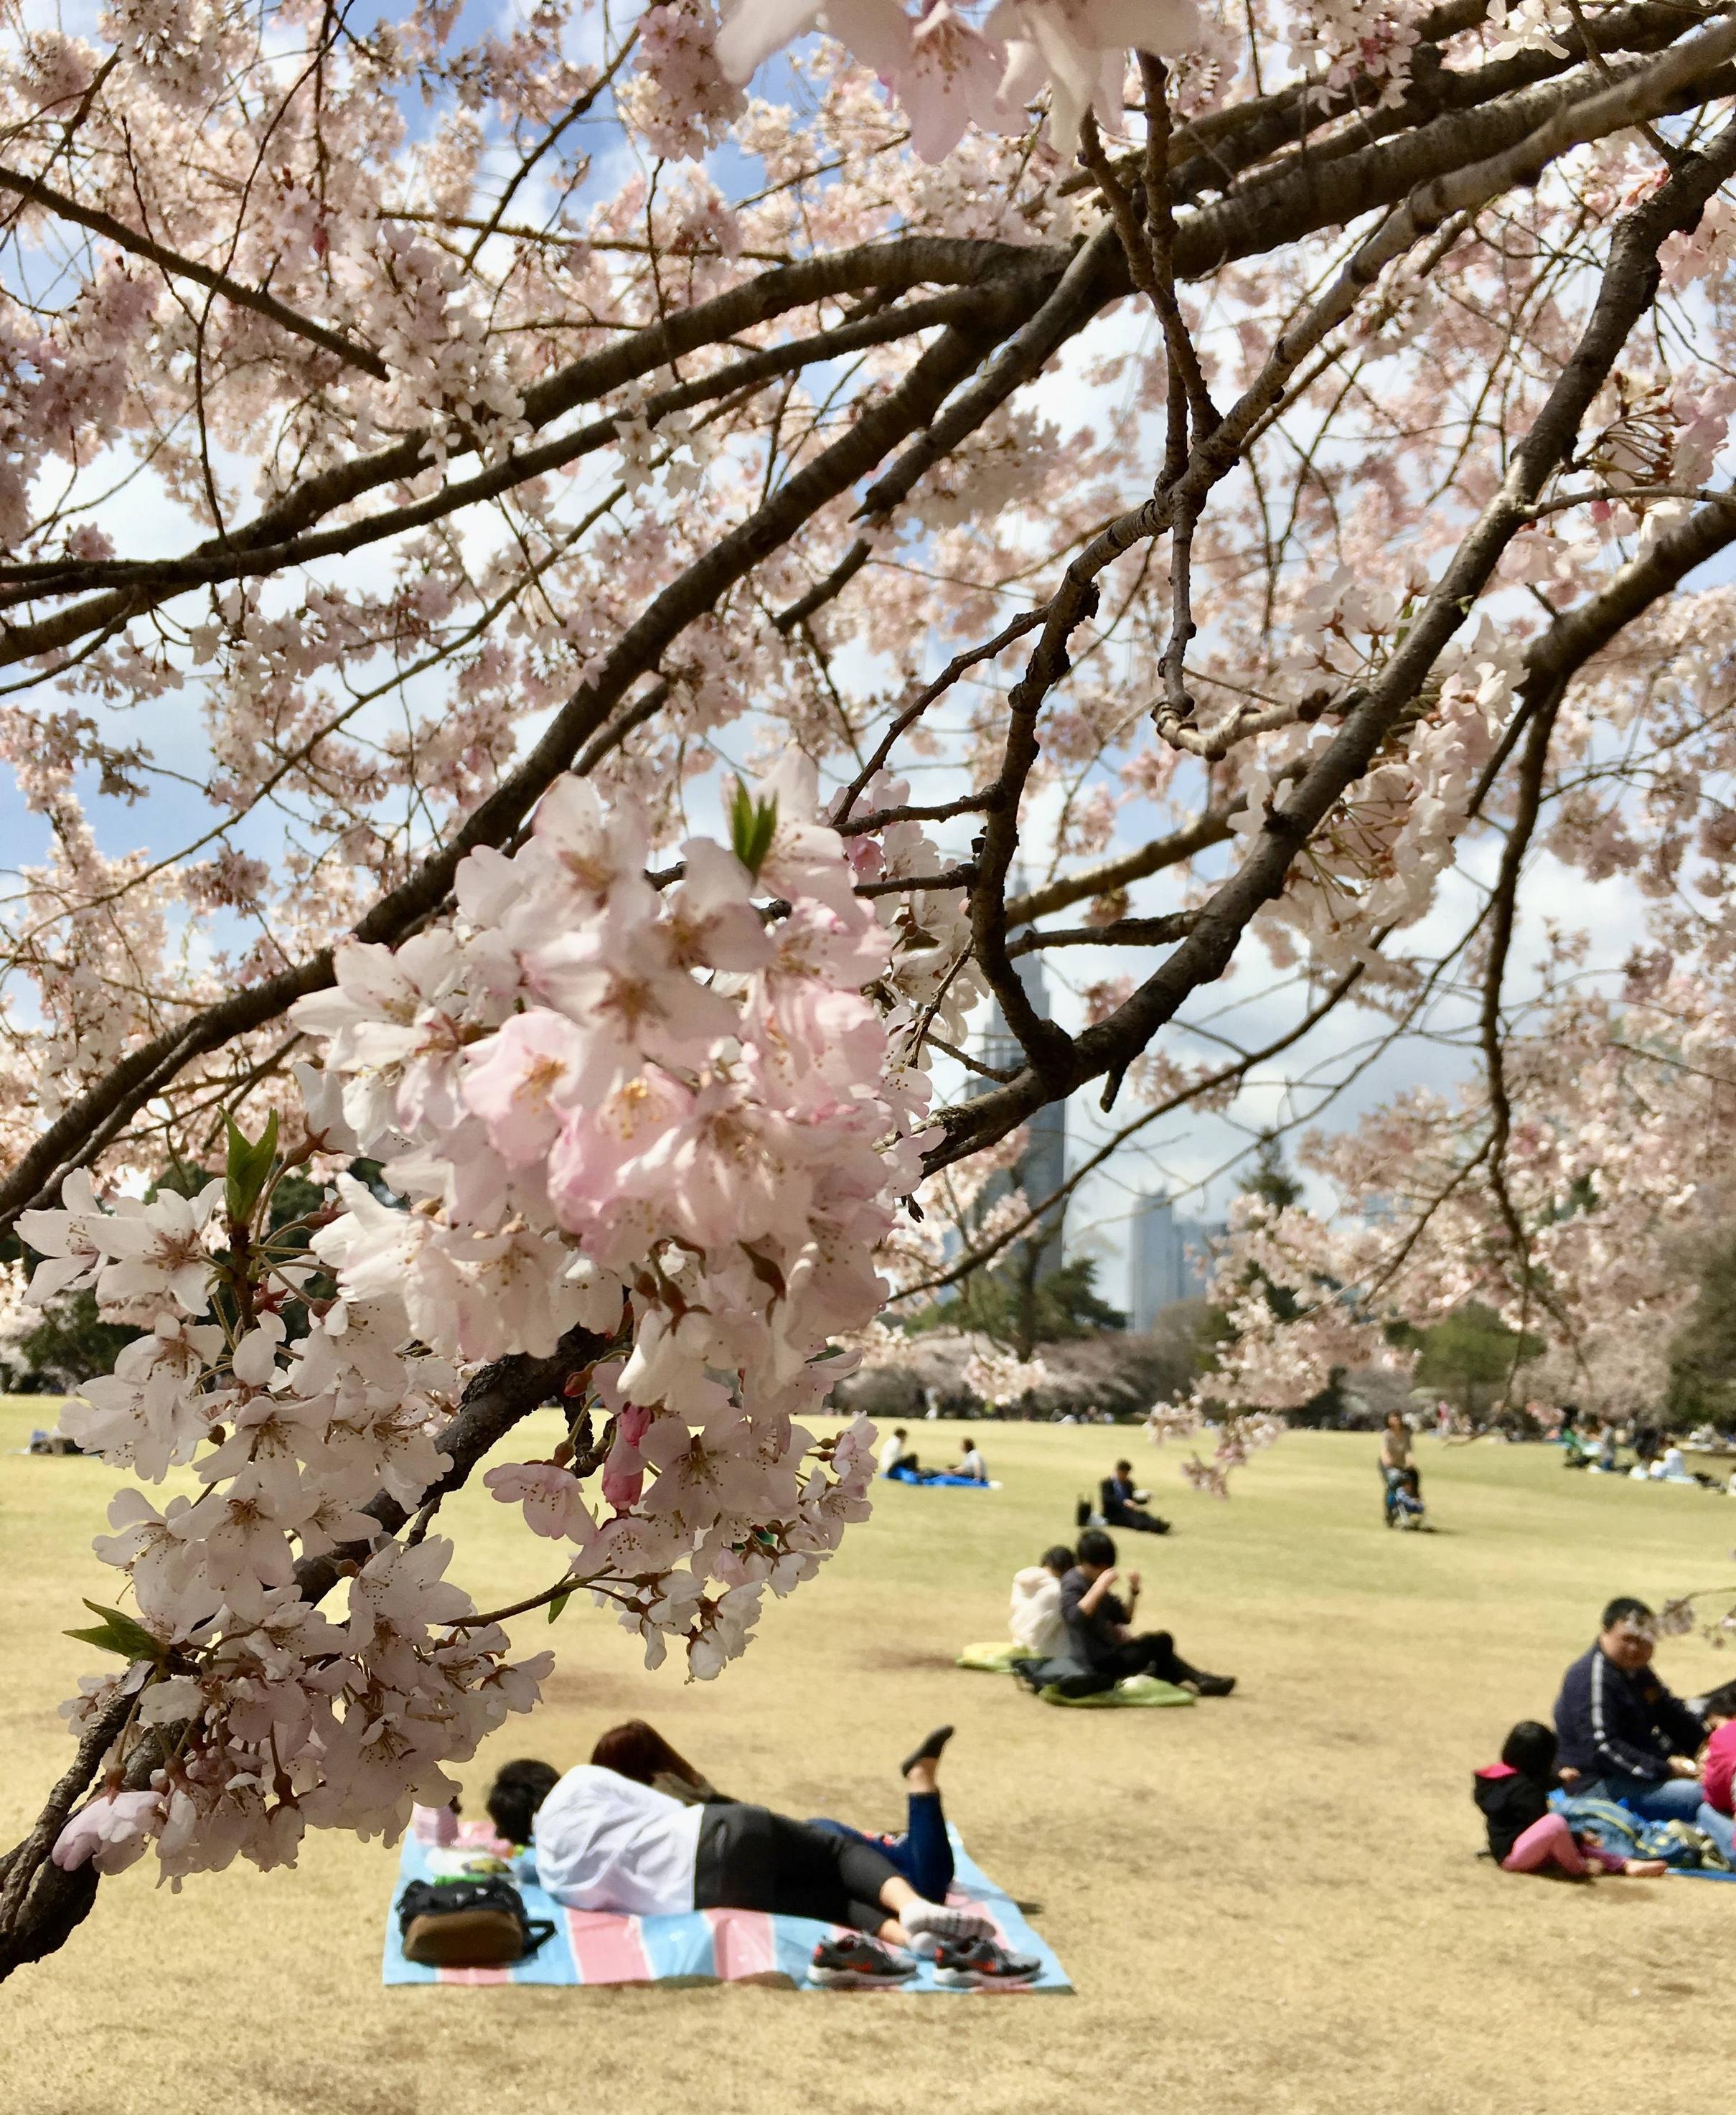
[383,1825,1071,1992]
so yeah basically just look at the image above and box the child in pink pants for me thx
[1475,1721,1666,1879]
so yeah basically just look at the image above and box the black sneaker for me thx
[809,1934,919,1989]
[932,1935,1042,1990]
[1191,1672,1236,1698]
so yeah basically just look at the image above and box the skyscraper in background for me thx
[1128,1192,1224,1331]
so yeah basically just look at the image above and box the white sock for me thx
[901,1902,994,1943]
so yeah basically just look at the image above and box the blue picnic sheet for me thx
[384,1825,1071,1992]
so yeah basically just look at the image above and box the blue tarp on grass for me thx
[383,1826,1073,1992]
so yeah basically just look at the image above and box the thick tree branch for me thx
[0,235,1066,660]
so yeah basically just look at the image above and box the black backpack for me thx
[398,1875,556,1967]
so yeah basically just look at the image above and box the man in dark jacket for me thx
[1100,1460,1170,1535]
[1553,1595,1706,1826]
[1051,1529,1234,1698]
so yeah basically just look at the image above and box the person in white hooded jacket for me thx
[1009,1546,1074,1659]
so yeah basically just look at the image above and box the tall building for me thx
[1129,1192,1223,1331]
[973,949,1066,1267]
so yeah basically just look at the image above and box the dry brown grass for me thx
[4,1398,1735,2115]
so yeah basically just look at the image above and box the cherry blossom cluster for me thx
[710,0,1205,158]
[10,0,1736,1941]
[960,1341,1051,1408]
[1145,1398,1283,1496]
[35,762,937,1883]
[1197,957,1736,1417]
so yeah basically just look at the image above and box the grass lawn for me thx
[4,1398,1735,2115]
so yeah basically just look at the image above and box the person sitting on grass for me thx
[1051,1527,1235,1699]
[878,1425,919,1478]
[1474,1720,1666,1879]
[588,1719,962,1906]
[1694,1679,1736,1858]
[1552,1596,1709,1834]
[484,1750,1033,1989]
[951,1438,987,1482]
[1101,1458,1170,1535]
[1009,1545,1074,1661]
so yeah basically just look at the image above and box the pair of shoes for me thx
[810,1931,1043,1991]
[1190,1671,1236,1698]
[932,1935,1043,1990]
[810,1935,918,1989]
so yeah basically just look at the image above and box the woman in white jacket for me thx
[1008,1546,1074,1659]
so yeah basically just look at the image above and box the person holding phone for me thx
[1055,1528,1236,1699]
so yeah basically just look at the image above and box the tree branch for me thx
[0,161,390,379]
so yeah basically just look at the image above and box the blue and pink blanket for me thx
[383,1827,1072,1991]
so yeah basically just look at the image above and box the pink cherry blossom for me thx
[484,1460,593,1541]
[461,1009,596,1166]
[52,1790,166,1875]
[888,4,1012,164]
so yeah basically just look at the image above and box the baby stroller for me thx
[1382,1466,1426,1530]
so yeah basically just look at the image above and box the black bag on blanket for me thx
[398,1876,556,1967]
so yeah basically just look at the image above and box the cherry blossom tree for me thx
[9,0,1736,1976]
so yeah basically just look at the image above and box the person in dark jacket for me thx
[1100,1460,1170,1534]
[1553,1596,1707,1828]
[1475,1721,1664,1877]
[1051,1529,1235,1698]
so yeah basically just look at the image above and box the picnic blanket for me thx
[957,1641,1027,1673]
[953,1646,1196,1706]
[883,1467,1000,1488]
[1041,1674,1194,1709]
[1552,1792,1732,1872]
[383,1826,1072,1992]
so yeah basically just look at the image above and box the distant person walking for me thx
[1380,1411,1415,1489]
[1553,1597,1711,1835]
[1379,1410,1425,1524]
[1100,1459,1170,1535]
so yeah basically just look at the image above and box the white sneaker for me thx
[901,1901,995,1946]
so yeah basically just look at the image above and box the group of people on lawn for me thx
[1476,1596,1736,1880]
[876,1426,987,1484]
[428,1464,1733,1992]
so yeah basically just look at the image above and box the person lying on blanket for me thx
[589,1718,958,1905]
[483,1741,1038,1990]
